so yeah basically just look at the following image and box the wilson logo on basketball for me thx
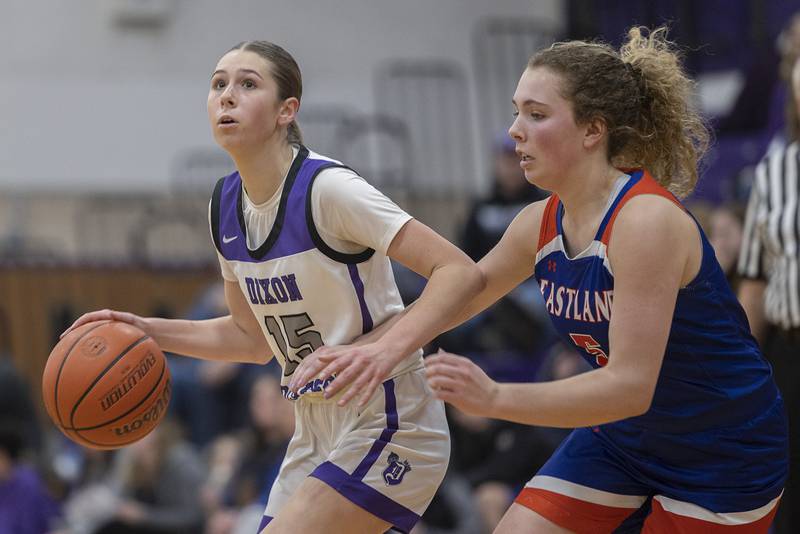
[112,379,171,436]
[100,353,158,411]
[81,336,108,358]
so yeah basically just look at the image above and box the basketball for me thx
[42,320,171,450]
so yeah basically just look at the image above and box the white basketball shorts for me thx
[259,366,450,533]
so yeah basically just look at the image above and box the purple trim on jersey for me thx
[310,461,418,533]
[217,172,269,263]
[347,263,374,334]
[216,155,335,263]
[257,515,272,531]
[352,379,398,480]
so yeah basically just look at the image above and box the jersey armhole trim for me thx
[599,171,683,245]
[210,176,225,255]
[537,195,560,253]
[306,165,376,264]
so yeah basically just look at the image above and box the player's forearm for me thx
[379,262,485,362]
[487,368,652,428]
[142,316,271,364]
[362,279,501,348]
[439,288,501,332]
[354,310,405,346]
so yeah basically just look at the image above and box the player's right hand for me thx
[60,309,147,339]
[288,341,395,408]
[425,349,500,417]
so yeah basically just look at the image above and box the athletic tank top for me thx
[210,146,420,401]
[534,170,779,436]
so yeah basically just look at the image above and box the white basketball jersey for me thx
[210,146,421,400]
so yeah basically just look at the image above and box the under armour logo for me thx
[547,260,557,272]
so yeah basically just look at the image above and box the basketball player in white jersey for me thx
[64,41,484,533]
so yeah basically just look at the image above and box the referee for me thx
[738,56,800,534]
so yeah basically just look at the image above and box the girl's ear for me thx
[277,97,299,127]
[583,116,607,150]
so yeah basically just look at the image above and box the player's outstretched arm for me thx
[442,199,547,329]
[428,196,695,427]
[289,200,548,406]
[61,280,273,364]
[342,199,548,349]
[288,218,485,406]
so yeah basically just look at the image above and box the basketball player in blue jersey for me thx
[298,27,788,533]
[63,41,484,533]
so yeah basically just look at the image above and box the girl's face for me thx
[508,67,590,191]
[207,50,290,153]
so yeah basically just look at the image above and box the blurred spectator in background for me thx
[0,353,42,455]
[415,471,483,534]
[440,136,552,355]
[202,435,245,534]
[168,282,263,447]
[737,55,800,534]
[204,373,294,534]
[96,419,205,534]
[691,201,746,292]
[461,135,547,263]
[46,436,117,511]
[707,203,745,291]
[446,410,554,533]
[57,419,205,534]
[0,352,60,532]
[420,346,586,533]
[0,420,60,534]
[778,12,800,146]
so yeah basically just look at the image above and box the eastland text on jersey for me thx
[538,278,613,323]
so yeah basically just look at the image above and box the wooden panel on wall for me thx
[0,266,218,408]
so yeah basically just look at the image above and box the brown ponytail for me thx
[287,120,303,145]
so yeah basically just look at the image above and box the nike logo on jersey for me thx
[222,234,238,244]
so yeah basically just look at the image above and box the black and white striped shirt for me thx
[738,140,800,329]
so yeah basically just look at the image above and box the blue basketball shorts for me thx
[515,422,785,534]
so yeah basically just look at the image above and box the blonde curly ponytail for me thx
[529,26,709,197]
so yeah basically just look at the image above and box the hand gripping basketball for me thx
[43,320,171,449]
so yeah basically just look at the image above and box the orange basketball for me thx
[42,320,171,450]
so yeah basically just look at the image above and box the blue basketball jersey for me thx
[533,170,787,509]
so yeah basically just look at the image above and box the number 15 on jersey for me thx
[264,313,324,375]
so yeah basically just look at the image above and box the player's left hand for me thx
[288,342,397,407]
[425,349,499,417]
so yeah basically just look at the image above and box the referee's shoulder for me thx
[751,140,798,190]
[759,139,799,169]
